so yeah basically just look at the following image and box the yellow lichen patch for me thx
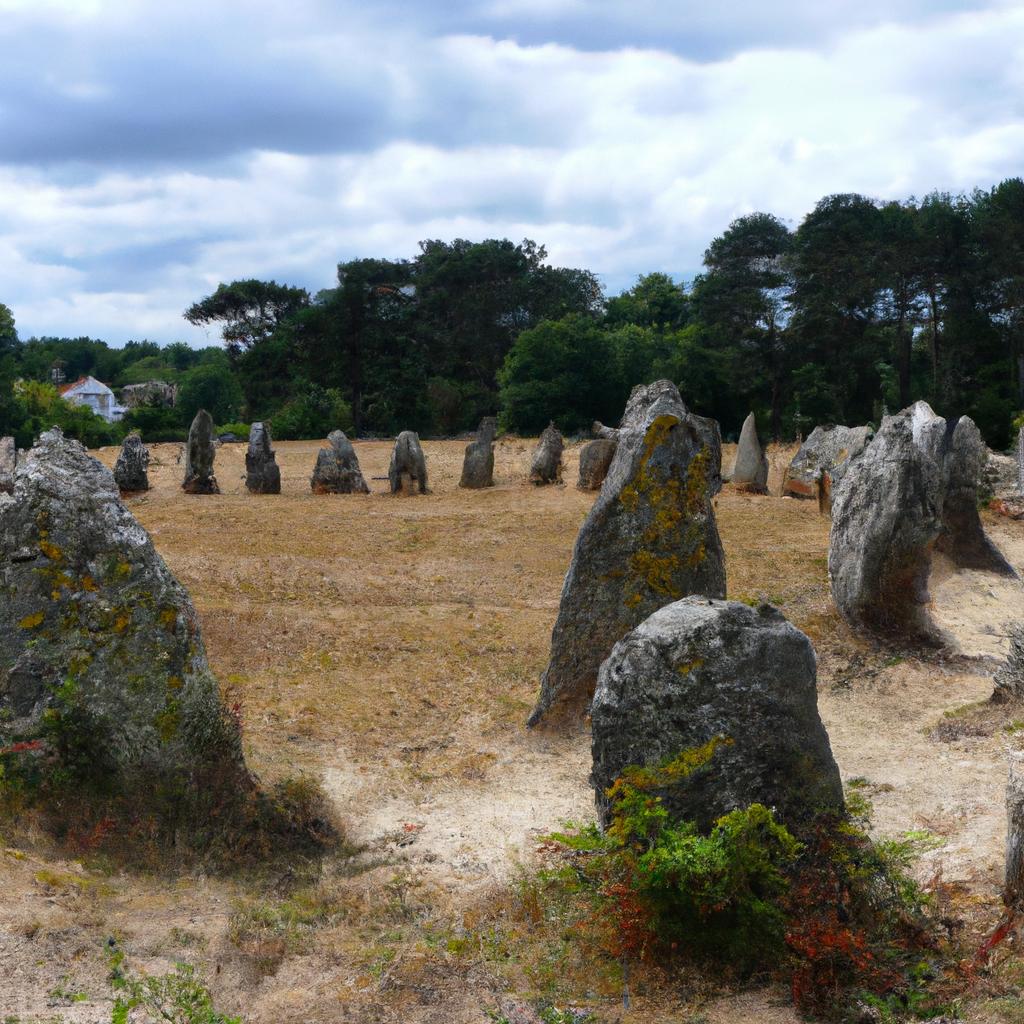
[38,539,62,562]
[676,657,704,676]
[18,611,45,630]
[112,611,132,633]
[159,607,178,630]
[167,675,183,691]
[607,734,734,801]
[80,575,98,592]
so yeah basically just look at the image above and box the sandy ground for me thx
[1,436,1023,1023]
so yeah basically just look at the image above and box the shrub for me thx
[121,405,186,442]
[270,385,352,440]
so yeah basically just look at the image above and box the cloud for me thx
[0,1,1022,344]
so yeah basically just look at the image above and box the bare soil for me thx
[2,437,1023,1023]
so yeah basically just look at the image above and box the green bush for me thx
[270,385,352,440]
[121,405,187,443]
[216,422,250,438]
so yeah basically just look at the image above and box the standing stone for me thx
[0,429,248,812]
[994,624,1024,703]
[781,424,873,504]
[1007,750,1024,906]
[113,432,150,494]
[830,401,1014,641]
[730,412,768,493]
[244,422,281,494]
[310,430,370,494]
[182,409,219,494]
[389,430,428,495]
[577,438,617,491]
[528,381,726,726]
[0,436,16,494]
[592,420,620,440]
[591,598,843,831]
[460,417,496,489]
[529,423,563,485]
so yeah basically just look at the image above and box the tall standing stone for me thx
[182,409,219,494]
[781,424,873,504]
[529,423,563,485]
[244,422,281,494]
[730,412,768,493]
[830,401,1014,640]
[113,432,150,494]
[0,436,16,494]
[528,381,726,726]
[389,430,429,494]
[577,438,617,491]
[310,430,370,494]
[591,598,843,831]
[1007,750,1024,906]
[460,417,496,489]
[0,429,248,812]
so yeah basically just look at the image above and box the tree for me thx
[0,303,18,435]
[184,280,310,354]
[606,273,689,330]
[177,361,244,426]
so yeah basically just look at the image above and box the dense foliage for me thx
[3,179,1024,447]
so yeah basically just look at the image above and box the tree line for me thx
[2,179,1024,449]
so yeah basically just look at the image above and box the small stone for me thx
[310,430,370,494]
[591,597,844,831]
[576,438,617,491]
[113,432,150,494]
[529,423,563,485]
[182,409,219,494]
[244,422,281,494]
[460,418,496,489]
[730,412,768,493]
[389,431,429,494]
[782,423,873,506]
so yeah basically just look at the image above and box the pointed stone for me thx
[528,381,726,726]
[529,423,563,485]
[245,422,281,494]
[182,409,219,494]
[730,412,768,492]
[310,430,370,494]
[113,432,150,494]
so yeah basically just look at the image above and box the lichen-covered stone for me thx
[113,433,150,494]
[460,418,496,489]
[577,438,617,491]
[245,422,281,494]
[830,401,1014,640]
[182,409,219,494]
[0,428,247,800]
[389,430,429,494]
[730,412,768,492]
[590,597,844,831]
[529,423,563,485]
[528,381,726,726]
[310,430,370,494]
[0,436,16,494]
[986,449,1018,501]
[782,423,873,503]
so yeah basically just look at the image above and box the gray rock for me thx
[244,422,281,494]
[592,420,619,440]
[576,438,617,491]
[529,423,563,485]
[182,409,219,494]
[1018,426,1024,495]
[460,418,496,489]
[310,430,370,494]
[120,380,177,409]
[782,424,873,504]
[0,436,16,494]
[994,623,1024,703]
[986,449,1018,501]
[528,381,726,726]
[730,412,768,492]
[830,401,1014,641]
[1008,750,1024,906]
[389,430,428,494]
[591,597,844,831]
[0,428,247,801]
[113,433,150,493]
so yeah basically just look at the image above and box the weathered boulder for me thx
[528,381,726,726]
[113,433,150,493]
[244,422,281,494]
[576,438,617,491]
[1008,751,1024,906]
[986,449,1018,501]
[994,624,1024,703]
[120,380,177,409]
[529,423,563,485]
[830,401,1014,640]
[782,424,873,503]
[730,412,768,492]
[389,430,429,494]
[591,598,843,831]
[592,420,619,440]
[182,409,219,494]
[460,418,496,489]
[310,430,370,494]
[0,428,247,805]
[0,436,16,494]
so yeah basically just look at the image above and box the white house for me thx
[60,376,127,423]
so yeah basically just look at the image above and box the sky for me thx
[1,0,1022,347]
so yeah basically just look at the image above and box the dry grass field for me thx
[3,436,1024,1023]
